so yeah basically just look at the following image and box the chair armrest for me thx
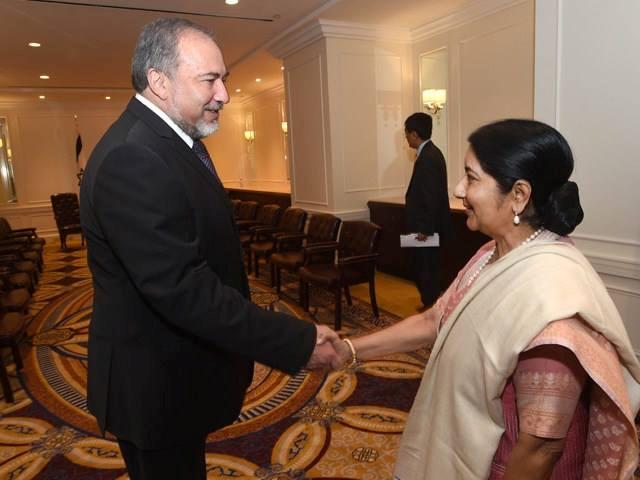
[273,233,306,251]
[8,228,37,240]
[238,219,260,229]
[0,236,31,245]
[338,253,379,266]
[303,242,339,265]
[251,226,281,241]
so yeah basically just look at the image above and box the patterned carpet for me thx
[0,241,427,479]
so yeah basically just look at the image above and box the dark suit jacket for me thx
[80,98,316,449]
[405,141,452,240]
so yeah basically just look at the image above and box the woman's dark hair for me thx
[468,119,584,235]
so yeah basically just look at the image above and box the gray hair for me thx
[131,18,215,93]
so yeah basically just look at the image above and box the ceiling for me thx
[0,0,477,106]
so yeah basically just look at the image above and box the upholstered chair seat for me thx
[270,213,341,297]
[298,221,381,330]
[250,208,307,281]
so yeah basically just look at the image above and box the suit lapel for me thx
[127,97,224,192]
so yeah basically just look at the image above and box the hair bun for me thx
[542,181,584,235]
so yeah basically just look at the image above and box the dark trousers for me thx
[117,436,207,480]
[413,247,441,308]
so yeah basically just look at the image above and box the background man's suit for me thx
[405,140,452,307]
[80,98,316,450]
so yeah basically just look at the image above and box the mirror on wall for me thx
[0,118,17,203]
[419,48,448,160]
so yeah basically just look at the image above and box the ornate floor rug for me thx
[0,246,427,479]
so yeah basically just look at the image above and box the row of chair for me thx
[231,200,382,330]
[0,217,43,403]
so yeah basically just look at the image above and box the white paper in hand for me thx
[400,233,440,248]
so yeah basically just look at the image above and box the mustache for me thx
[205,101,224,113]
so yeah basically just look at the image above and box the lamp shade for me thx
[422,89,446,107]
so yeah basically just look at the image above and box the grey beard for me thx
[174,117,218,140]
[174,102,223,140]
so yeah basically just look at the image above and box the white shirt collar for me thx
[135,93,193,148]
[416,139,431,157]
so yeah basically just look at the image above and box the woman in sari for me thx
[333,119,640,479]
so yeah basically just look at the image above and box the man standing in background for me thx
[404,112,451,309]
[80,18,339,480]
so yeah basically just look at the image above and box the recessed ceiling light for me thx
[39,74,50,79]
[235,88,241,93]
[28,42,41,48]
[281,66,285,70]
[255,78,261,82]
[39,95,46,99]
[105,96,111,100]
[225,0,239,4]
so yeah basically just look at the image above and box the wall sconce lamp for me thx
[281,121,288,135]
[422,89,447,115]
[244,130,255,142]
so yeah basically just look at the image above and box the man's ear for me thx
[147,68,169,101]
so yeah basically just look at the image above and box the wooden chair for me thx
[50,193,84,250]
[298,221,381,330]
[238,205,282,273]
[230,199,241,217]
[234,201,259,231]
[0,217,45,247]
[250,208,307,281]
[0,309,29,403]
[270,213,341,297]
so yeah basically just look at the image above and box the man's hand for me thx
[315,326,356,370]
[306,325,340,370]
[415,233,428,242]
[316,325,339,345]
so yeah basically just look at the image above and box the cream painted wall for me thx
[274,3,534,220]
[279,29,414,219]
[535,0,640,350]
[412,0,534,192]
[204,103,245,188]
[0,101,125,235]
[285,40,332,209]
[325,37,414,218]
[209,89,291,193]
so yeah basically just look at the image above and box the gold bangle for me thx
[343,338,357,367]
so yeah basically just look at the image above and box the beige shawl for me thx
[394,241,640,480]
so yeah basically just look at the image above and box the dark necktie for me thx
[192,140,219,180]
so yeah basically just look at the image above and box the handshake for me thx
[305,325,355,370]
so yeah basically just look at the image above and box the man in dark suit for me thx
[404,112,452,309]
[80,18,339,480]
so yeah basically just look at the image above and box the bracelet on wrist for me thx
[343,338,357,368]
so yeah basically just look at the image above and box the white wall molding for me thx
[331,208,370,221]
[240,84,285,106]
[573,233,640,282]
[411,0,528,43]
[269,21,325,60]
[589,255,640,284]
[270,19,410,60]
[318,20,410,44]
